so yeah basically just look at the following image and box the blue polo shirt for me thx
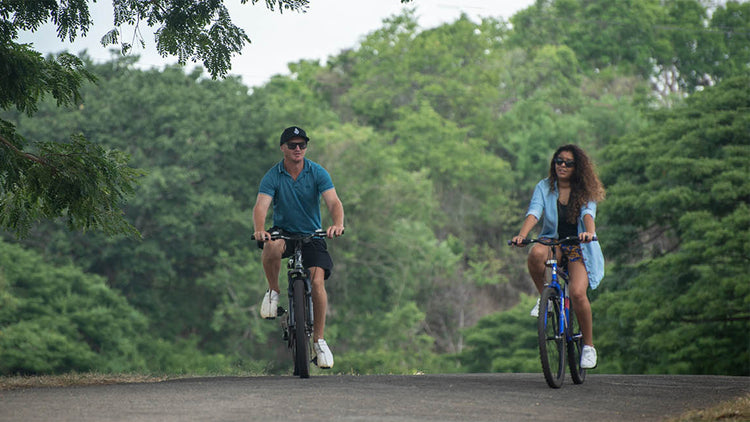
[258,158,335,234]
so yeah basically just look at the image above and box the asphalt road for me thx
[1,373,748,421]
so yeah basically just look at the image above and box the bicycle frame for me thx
[545,254,570,346]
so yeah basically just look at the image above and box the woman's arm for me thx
[579,213,596,243]
[511,214,539,246]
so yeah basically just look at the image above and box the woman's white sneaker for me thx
[530,298,541,317]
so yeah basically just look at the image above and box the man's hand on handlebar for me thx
[252,228,343,241]
[253,230,271,242]
[326,225,345,239]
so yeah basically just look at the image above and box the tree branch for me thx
[0,134,49,167]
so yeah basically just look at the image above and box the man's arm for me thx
[253,193,273,241]
[321,188,345,238]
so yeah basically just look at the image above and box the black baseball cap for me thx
[280,126,309,145]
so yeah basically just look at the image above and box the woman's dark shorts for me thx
[560,243,583,263]
[539,237,584,264]
[257,228,334,280]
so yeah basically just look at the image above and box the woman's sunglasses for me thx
[554,157,575,168]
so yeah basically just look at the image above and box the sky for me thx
[19,0,536,88]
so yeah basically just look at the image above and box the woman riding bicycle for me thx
[511,144,605,369]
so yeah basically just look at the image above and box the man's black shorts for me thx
[257,228,333,280]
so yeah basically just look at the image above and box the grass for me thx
[0,372,171,391]
[663,394,750,422]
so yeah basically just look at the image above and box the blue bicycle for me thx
[510,236,591,388]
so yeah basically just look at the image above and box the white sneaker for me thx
[530,298,541,317]
[260,290,279,319]
[313,339,334,369]
[581,345,598,369]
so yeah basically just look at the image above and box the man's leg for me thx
[309,266,327,342]
[261,239,285,293]
[260,239,284,318]
[309,266,334,369]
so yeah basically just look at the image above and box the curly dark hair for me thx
[548,144,606,223]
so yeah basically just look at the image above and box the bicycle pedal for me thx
[276,306,287,316]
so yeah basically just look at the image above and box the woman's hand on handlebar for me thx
[510,235,527,247]
[578,232,596,243]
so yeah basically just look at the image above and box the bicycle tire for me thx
[538,287,566,388]
[291,277,311,378]
[567,306,586,384]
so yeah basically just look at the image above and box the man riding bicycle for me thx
[253,126,345,369]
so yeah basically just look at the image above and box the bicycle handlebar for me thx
[252,229,330,241]
[507,235,597,246]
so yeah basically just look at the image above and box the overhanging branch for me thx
[0,134,48,167]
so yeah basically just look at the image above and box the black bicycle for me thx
[509,236,593,388]
[252,229,328,378]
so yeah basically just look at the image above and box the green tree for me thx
[4,0,741,377]
[458,295,539,373]
[707,1,750,81]
[0,239,148,374]
[595,76,750,375]
[0,0,342,238]
[8,58,264,344]
[508,0,749,94]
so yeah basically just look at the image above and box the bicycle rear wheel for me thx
[567,306,586,384]
[291,278,311,378]
[538,287,566,388]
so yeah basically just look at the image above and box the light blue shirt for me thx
[526,178,605,289]
[259,158,334,234]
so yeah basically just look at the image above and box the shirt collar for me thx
[277,158,308,176]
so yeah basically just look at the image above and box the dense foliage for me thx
[595,76,750,374]
[1,0,748,376]
[0,0,310,237]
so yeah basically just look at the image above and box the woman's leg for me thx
[527,243,550,294]
[568,261,593,346]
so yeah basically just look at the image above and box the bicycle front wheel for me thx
[538,287,566,388]
[291,277,311,378]
[567,306,586,384]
